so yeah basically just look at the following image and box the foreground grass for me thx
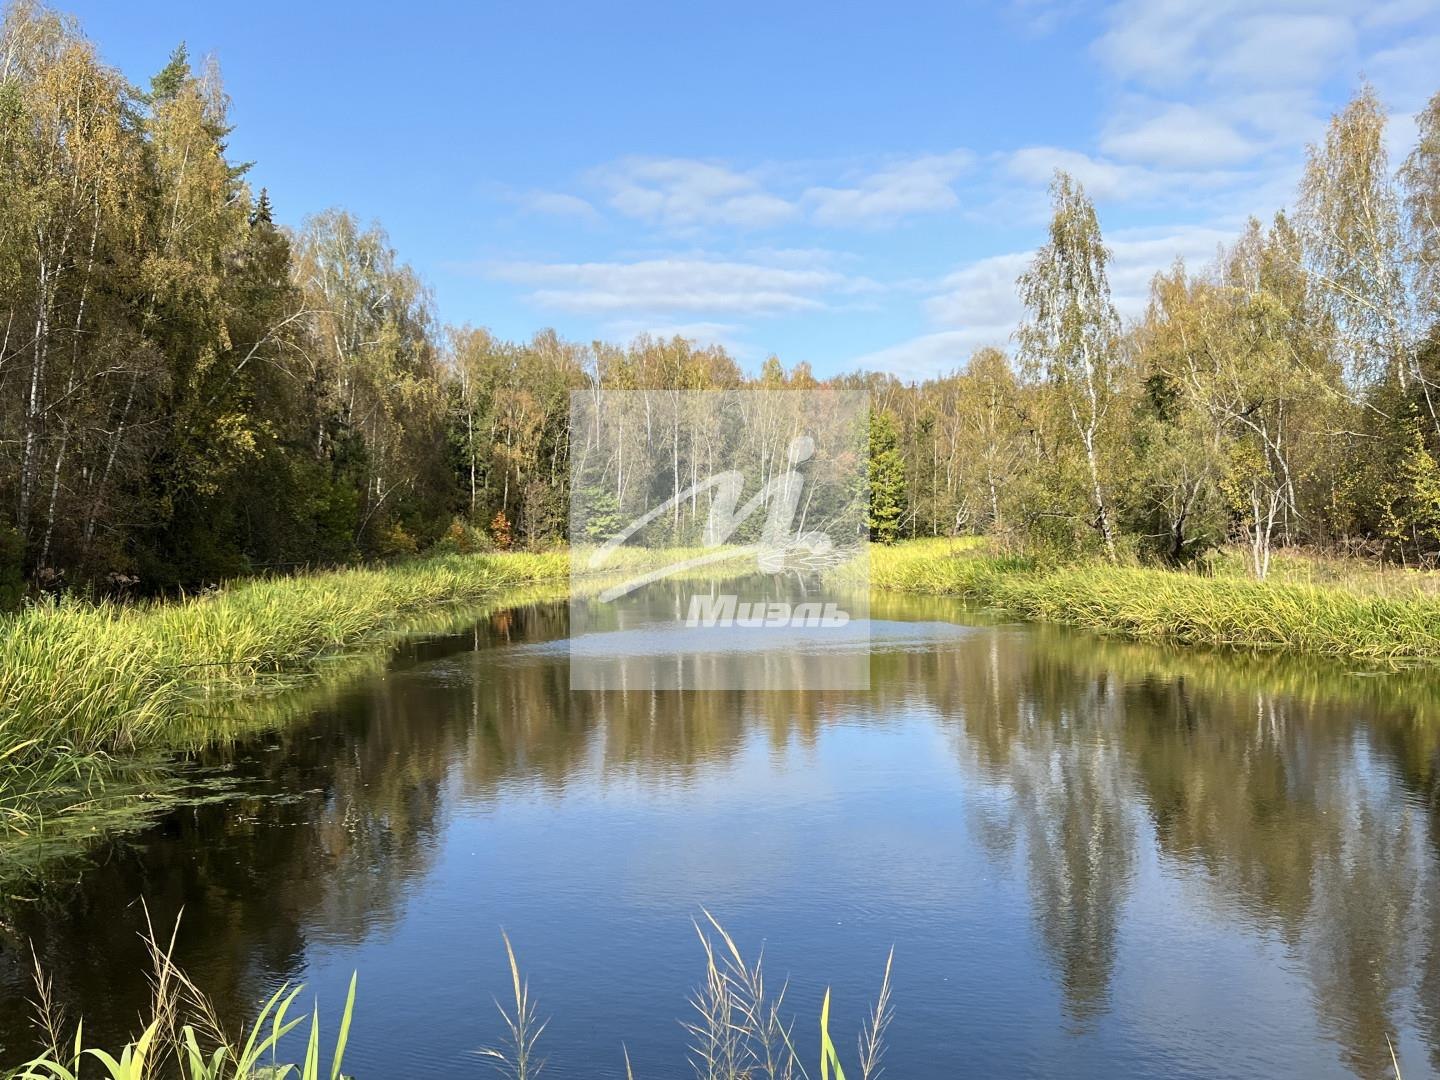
[4,914,894,1080]
[872,538,1440,665]
[6,912,1410,1079]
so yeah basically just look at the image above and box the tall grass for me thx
[871,539,1440,665]
[0,552,572,758]
[10,914,356,1080]
[5,917,895,1080]
[0,545,763,867]
[0,552,576,842]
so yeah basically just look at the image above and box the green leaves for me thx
[13,973,356,1080]
[867,411,906,545]
[819,989,847,1080]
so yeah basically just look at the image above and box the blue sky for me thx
[65,0,1440,379]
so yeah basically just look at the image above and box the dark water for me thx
[3,589,1440,1078]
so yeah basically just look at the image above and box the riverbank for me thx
[6,538,1440,868]
[9,540,1439,779]
[0,552,575,840]
[871,538,1440,665]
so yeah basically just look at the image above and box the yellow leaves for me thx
[188,413,269,497]
[2,12,142,239]
[146,75,249,271]
[1219,439,1268,516]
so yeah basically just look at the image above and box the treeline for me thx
[0,0,515,597]
[2,1,1439,599]
[879,91,1440,579]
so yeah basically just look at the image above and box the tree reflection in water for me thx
[0,586,1438,1079]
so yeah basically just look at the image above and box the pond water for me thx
[2,587,1440,1078]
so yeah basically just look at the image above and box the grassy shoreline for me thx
[872,538,1440,665]
[0,545,723,858]
[8,539,1440,780]
[0,552,572,757]
[5,538,1440,870]
[13,539,1434,762]
[0,552,576,846]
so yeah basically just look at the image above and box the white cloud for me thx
[1364,0,1440,28]
[594,158,795,230]
[1093,1,1221,88]
[520,191,600,219]
[850,330,1000,380]
[567,152,978,233]
[1367,34,1440,111]
[925,251,1032,330]
[1212,14,1353,88]
[1004,146,1158,201]
[1083,0,1440,196]
[1215,89,1324,139]
[1094,1,1354,91]
[491,257,851,315]
[1101,104,1259,167]
[804,151,974,226]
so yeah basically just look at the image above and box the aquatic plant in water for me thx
[5,913,895,1080]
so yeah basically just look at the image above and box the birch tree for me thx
[1017,171,1121,559]
[0,2,138,554]
[1299,86,1429,428]
[1402,91,1440,330]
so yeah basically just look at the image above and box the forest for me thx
[2,0,1440,604]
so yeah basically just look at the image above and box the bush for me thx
[432,517,493,555]
[490,509,513,551]
[376,520,419,558]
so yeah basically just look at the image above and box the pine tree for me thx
[148,43,189,101]
[868,410,906,544]
[251,187,274,227]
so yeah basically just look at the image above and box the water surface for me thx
[2,588,1439,1079]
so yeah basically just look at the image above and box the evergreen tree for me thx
[251,187,274,226]
[148,42,188,101]
[868,410,906,544]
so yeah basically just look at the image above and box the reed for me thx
[9,914,356,1080]
[871,539,1440,665]
[0,552,577,842]
[5,917,893,1080]
[0,553,570,757]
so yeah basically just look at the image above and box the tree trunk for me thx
[1082,428,1116,560]
[19,257,50,540]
